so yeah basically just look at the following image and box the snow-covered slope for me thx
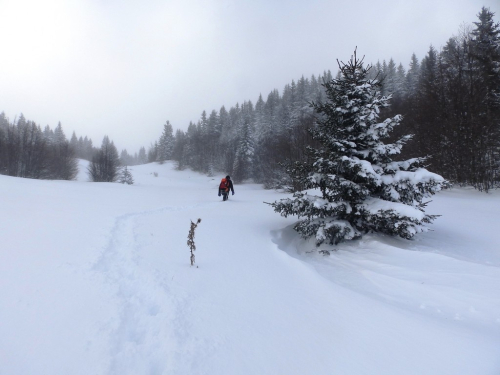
[1,161,499,375]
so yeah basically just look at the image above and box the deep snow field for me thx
[1,160,499,375]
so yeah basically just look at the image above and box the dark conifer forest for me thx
[0,114,143,180]
[1,7,498,189]
[0,113,80,180]
[148,7,499,191]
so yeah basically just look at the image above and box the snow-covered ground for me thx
[1,160,499,375]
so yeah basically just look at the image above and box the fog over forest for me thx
[0,0,499,152]
[1,3,500,192]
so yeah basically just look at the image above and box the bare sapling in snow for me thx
[270,49,446,246]
[187,218,201,266]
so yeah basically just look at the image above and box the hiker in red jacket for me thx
[218,175,235,201]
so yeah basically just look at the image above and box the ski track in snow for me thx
[92,202,218,375]
[91,198,500,375]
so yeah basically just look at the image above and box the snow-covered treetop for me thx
[271,49,446,246]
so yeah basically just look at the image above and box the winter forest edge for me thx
[269,51,446,246]
[1,7,499,193]
[2,6,500,374]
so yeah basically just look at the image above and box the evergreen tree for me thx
[206,109,220,176]
[172,129,187,170]
[395,63,407,95]
[83,136,94,160]
[470,7,500,188]
[384,58,398,95]
[118,165,134,185]
[157,121,175,163]
[77,136,84,158]
[69,132,78,152]
[0,113,7,174]
[43,124,54,145]
[48,122,78,180]
[49,140,78,180]
[218,105,235,174]
[471,7,500,111]
[406,53,420,97]
[19,120,48,178]
[138,146,147,164]
[53,122,66,145]
[232,106,255,182]
[120,149,135,166]
[270,51,446,245]
[182,122,199,169]
[88,136,120,182]
[148,141,159,163]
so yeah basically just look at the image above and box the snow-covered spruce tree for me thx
[270,51,446,245]
[118,166,134,185]
[157,121,175,163]
[232,110,255,183]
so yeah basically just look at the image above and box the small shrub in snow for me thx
[118,166,134,185]
[270,50,446,246]
[187,218,201,266]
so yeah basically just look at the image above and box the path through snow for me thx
[1,161,499,375]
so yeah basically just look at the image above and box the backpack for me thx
[219,178,229,191]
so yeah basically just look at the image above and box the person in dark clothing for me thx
[218,175,235,201]
[225,175,235,198]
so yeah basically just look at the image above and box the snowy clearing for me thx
[1,160,499,375]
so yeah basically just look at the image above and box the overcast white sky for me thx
[1,0,499,153]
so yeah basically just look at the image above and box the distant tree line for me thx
[149,73,330,188]
[0,112,146,181]
[0,113,78,179]
[68,130,147,167]
[151,7,499,191]
[2,7,497,189]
